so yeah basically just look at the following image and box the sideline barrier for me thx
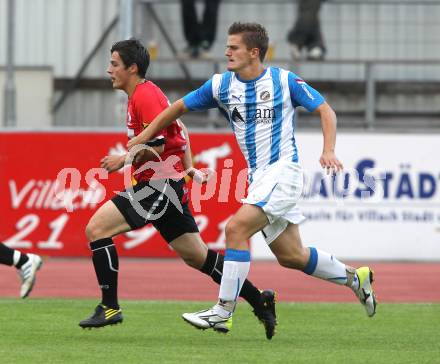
[253,133,440,261]
[0,131,244,257]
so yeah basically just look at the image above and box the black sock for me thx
[200,249,261,310]
[0,242,15,266]
[0,242,29,268]
[16,253,29,269]
[89,238,119,309]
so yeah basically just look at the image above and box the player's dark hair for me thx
[110,38,150,77]
[228,22,269,62]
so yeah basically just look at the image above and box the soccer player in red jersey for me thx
[78,39,277,339]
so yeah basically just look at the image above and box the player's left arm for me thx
[288,72,343,173]
[314,102,343,173]
[180,121,194,173]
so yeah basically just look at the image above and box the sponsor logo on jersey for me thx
[231,106,275,124]
[231,107,245,123]
[232,94,243,102]
[252,107,275,123]
[260,90,270,101]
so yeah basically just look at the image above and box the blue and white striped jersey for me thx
[183,67,324,175]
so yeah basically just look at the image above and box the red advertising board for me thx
[0,131,247,257]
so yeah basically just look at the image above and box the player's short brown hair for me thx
[110,38,150,77]
[228,22,269,62]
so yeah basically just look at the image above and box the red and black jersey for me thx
[126,80,186,182]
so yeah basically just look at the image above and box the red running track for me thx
[1,259,439,302]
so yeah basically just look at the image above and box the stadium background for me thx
[0,1,439,363]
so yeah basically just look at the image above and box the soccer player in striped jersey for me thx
[78,39,277,339]
[127,23,377,333]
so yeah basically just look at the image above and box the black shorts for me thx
[112,178,199,243]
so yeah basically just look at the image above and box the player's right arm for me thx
[134,144,165,164]
[100,154,125,173]
[100,144,165,173]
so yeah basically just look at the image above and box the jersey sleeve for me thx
[287,72,325,112]
[183,79,218,111]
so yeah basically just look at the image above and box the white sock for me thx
[13,250,21,267]
[214,249,250,317]
[303,247,348,286]
[350,270,360,290]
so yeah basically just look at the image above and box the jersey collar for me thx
[235,68,267,83]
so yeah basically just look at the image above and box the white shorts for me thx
[242,160,306,245]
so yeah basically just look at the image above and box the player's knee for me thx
[225,218,248,243]
[276,249,308,270]
[181,255,203,269]
[85,220,103,242]
[277,255,301,269]
[175,246,205,269]
[224,220,235,238]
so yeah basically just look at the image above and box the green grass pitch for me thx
[0,299,439,364]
